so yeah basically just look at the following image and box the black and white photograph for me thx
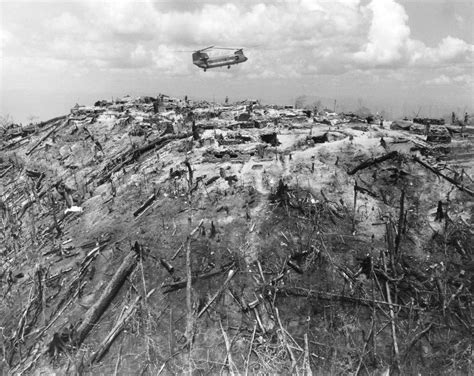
[0,0,473,374]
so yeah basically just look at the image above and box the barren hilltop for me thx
[1,95,472,375]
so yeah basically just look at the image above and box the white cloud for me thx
[1,0,473,78]
[50,12,82,33]
[425,74,451,85]
[151,45,191,76]
[438,37,470,59]
[454,14,464,26]
[0,28,13,50]
[353,0,410,66]
[410,36,473,66]
[426,73,473,86]
[352,0,473,69]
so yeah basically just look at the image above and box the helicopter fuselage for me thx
[192,50,248,71]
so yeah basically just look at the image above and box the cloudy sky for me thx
[1,0,473,122]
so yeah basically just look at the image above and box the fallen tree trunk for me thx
[0,165,13,178]
[382,251,400,371]
[37,115,68,129]
[73,248,138,347]
[185,220,204,345]
[17,180,56,220]
[348,151,399,175]
[133,193,156,218]
[89,288,156,364]
[162,261,235,293]
[83,126,103,152]
[354,184,378,198]
[413,156,474,197]
[26,118,69,156]
[95,132,191,185]
[276,286,422,311]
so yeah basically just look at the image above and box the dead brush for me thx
[281,184,345,229]
[6,265,45,367]
[246,335,292,374]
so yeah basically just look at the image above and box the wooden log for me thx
[205,176,220,186]
[185,160,193,189]
[197,269,236,318]
[37,115,68,129]
[354,184,378,198]
[162,261,235,293]
[276,286,422,311]
[95,133,191,185]
[348,151,399,175]
[89,289,156,364]
[245,324,257,376]
[303,333,312,376]
[413,156,474,196]
[352,182,358,233]
[160,258,175,274]
[219,319,237,375]
[184,220,204,345]
[275,307,296,372]
[381,252,400,371]
[83,126,103,152]
[18,177,64,220]
[73,249,138,346]
[26,118,69,155]
[95,154,135,185]
[394,189,405,256]
[403,323,433,360]
[133,193,156,218]
[133,132,190,157]
[287,259,303,274]
[0,165,13,178]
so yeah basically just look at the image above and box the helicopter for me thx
[192,46,248,72]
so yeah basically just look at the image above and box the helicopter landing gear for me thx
[227,65,231,69]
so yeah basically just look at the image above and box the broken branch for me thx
[26,118,69,156]
[413,156,474,196]
[197,269,236,318]
[348,151,399,175]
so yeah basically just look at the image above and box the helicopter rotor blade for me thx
[199,45,215,52]
[173,45,215,53]
[213,45,275,51]
[214,47,242,50]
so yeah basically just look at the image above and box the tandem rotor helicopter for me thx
[191,46,248,72]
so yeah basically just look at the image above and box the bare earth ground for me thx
[0,96,472,375]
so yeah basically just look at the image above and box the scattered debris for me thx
[426,125,452,143]
[64,206,83,215]
[1,95,472,376]
[413,117,445,125]
[260,132,280,146]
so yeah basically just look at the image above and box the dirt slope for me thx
[1,96,472,375]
